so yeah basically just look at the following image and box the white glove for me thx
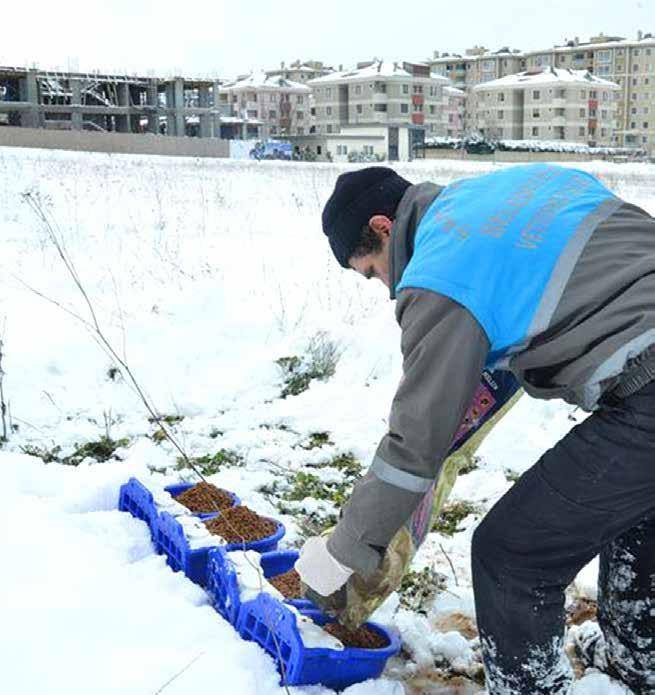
[295,536,353,597]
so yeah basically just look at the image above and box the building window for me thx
[590,90,597,99]
[597,50,611,63]
[601,128,607,136]
[355,85,362,95]
[270,126,276,134]
[356,104,363,114]
[644,122,649,129]
[602,91,609,101]
[401,103,408,114]
[429,105,435,114]
[633,64,639,72]
[413,85,423,94]
[296,127,304,135]
[589,108,597,117]
[498,109,504,120]
[402,84,409,94]
[336,145,348,155]
[326,124,332,133]
[269,110,277,119]
[326,106,332,115]
[374,104,388,112]
[533,109,540,118]
[634,49,640,56]
[317,145,322,154]
[363,145,374,155]
[326,88,332,97]
[532,126,539,136]
[498,92,505,102]
[533,90,541,100]
[580,90,586,98]
[556,88,566,98]
[296,111,304,120]
[579,126,585,136]
[412,103,423,112]
[579,108,586,117]
[247,109,257,118]
[297,95,304,104]
[601,109,608,118]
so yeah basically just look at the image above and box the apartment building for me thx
[443,86,465,137]
[308,60,450,137]
[522,32,655,149]
[265,60,334,83]
[430,46,524,130]
[473,67,620,145]
[218,72,311,138]
[430,31,655,152]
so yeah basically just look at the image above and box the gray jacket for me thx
[328,178,655,576]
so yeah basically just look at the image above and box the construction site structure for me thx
[0,67,261,139]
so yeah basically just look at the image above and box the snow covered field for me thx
[0,147,652,694]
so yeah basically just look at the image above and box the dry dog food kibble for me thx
[204,505,277,543]
[174,481,235,513]
[269,569,302,599]
[323,623,389,649]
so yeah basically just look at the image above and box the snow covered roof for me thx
[432,35,655,63]
[473,67,620,91]
[534,34,655,54]
[221,71,311,93]
[444,85,465,97]
[309,60,426,84]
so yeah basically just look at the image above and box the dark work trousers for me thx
[471,380,655,694]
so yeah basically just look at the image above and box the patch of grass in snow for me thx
[149,415,185,445]
[432,500,482,536]
[21,436,130,466]
[276,331,341,398]
[176,448,244,475]
[148,414,184,426]
[209,427,224,439]
[20,443,62,463]
[300,431,333,449]
[260,452,363,538]
[504,469,521,483]
[283,471,352,506]
[399,566,448,612]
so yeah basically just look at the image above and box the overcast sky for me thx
[2,1,652,78]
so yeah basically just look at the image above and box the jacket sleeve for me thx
[327,288,490,577]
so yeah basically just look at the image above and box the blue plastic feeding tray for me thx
[155,510,285,586]
[118,478,158,538]
[236,592,401,690]
[259,550,314,610]
[164,482,240,519]
[206,548,313,626]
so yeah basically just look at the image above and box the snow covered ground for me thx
[0,147,652,694]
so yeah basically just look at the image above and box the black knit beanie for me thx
[322,167,412,268]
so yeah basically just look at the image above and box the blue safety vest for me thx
[396,164,621,368]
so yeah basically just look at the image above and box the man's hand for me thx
[296,536,353,597]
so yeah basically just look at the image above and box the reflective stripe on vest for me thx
[396,164,622,368]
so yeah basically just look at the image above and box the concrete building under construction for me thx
[0,66,236,138]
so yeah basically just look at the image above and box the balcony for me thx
[412,113,424,125]
[412,94,424,106]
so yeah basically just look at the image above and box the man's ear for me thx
[368,215,393,239]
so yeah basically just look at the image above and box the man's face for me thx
[348,215,393,288]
